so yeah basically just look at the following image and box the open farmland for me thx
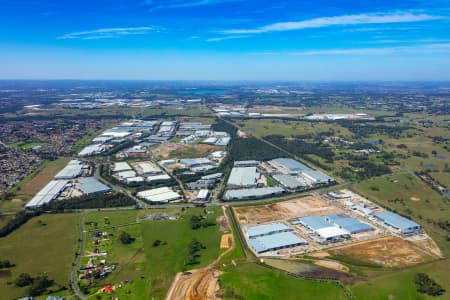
[350,258,450,300]
[218,262,349,300]
[0,213,80,299]
[237,119,353,139]
[80,207,223,300]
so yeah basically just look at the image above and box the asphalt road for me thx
[70,210,88,300]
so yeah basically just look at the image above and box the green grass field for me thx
[219,262,348,300]
[352,172,450,255]
[350,259,450,300]
[81,207,223,300]
[0,213,80,299]
[237,119,353,138]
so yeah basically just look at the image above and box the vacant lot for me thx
[150,142,222,160]
[238,119,353,139]
[331,236,436,268]
[140,207,222,299]
[271,196,343,219]
[350,259,450,300]
[219,262,348,300]
[0,213,80,299]
[233,205,279,225]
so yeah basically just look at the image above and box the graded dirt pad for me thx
[220,234,233,249]
[151,142,222,159]
[331,236,434,268]
[168,269,222,300]
[233,206,279,225]
[270,196,343,219]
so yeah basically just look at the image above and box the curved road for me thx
[71,210,88,300]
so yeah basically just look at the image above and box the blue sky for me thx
[1,0,450,80]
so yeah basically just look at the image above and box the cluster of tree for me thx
[118,231,135,244]
[15,273,54,296]
[350,161,390,179]
[0,210,41,238]
[43,192,135,210]
[0,260,14,269]
[152,239,167,247]
[211,119,237,138]
[189,215,215,230]
[230,137,285,162]
[185,238,206,265]
[414,273,445,296]
[265,134,335,162]
[339,122,411,139]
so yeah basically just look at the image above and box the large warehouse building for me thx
[374,211,421,234]
[227,167,259,188]
[76,177,112,195]
[294,216,350,242]
[325,214,374,234]
[26,180,69,208]
[245,222,307,254]
[246,223,292,239]
[54,160,84,180]
[248,232,307,254]
[223,187,285,201]
[136,187,182,203]
[269,158,310,174]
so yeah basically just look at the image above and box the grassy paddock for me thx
[0,213,80,299]
[219,262,348,300]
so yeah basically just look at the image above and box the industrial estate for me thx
[0,82,448,300]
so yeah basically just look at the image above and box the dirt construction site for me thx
[150,142,222,160]
[233,193,442,267]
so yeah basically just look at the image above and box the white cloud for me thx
[220,12,444,34]
[58,27,154,40]
[206,35,248,42]
[149,0,242,10]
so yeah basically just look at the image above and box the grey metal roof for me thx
[54,160,83,179]
[272,174,306,189]
[246,223,291,238]
[234,160,260,167]
[248,232,307,253]
[294,216,330,230]
[26,180,69,208]
[325,214,373,234]
[223,186,285,200]
[271,158,310,173]
[301,170,334,184]
[374,211,421,233]
[227,167,258,187]
[77,177,111,195]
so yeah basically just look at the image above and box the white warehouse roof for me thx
[227,167,259,187]
[54,160,84,180]
[136,187,181,203]
[26,180,69,208]
[113,162,132,172]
